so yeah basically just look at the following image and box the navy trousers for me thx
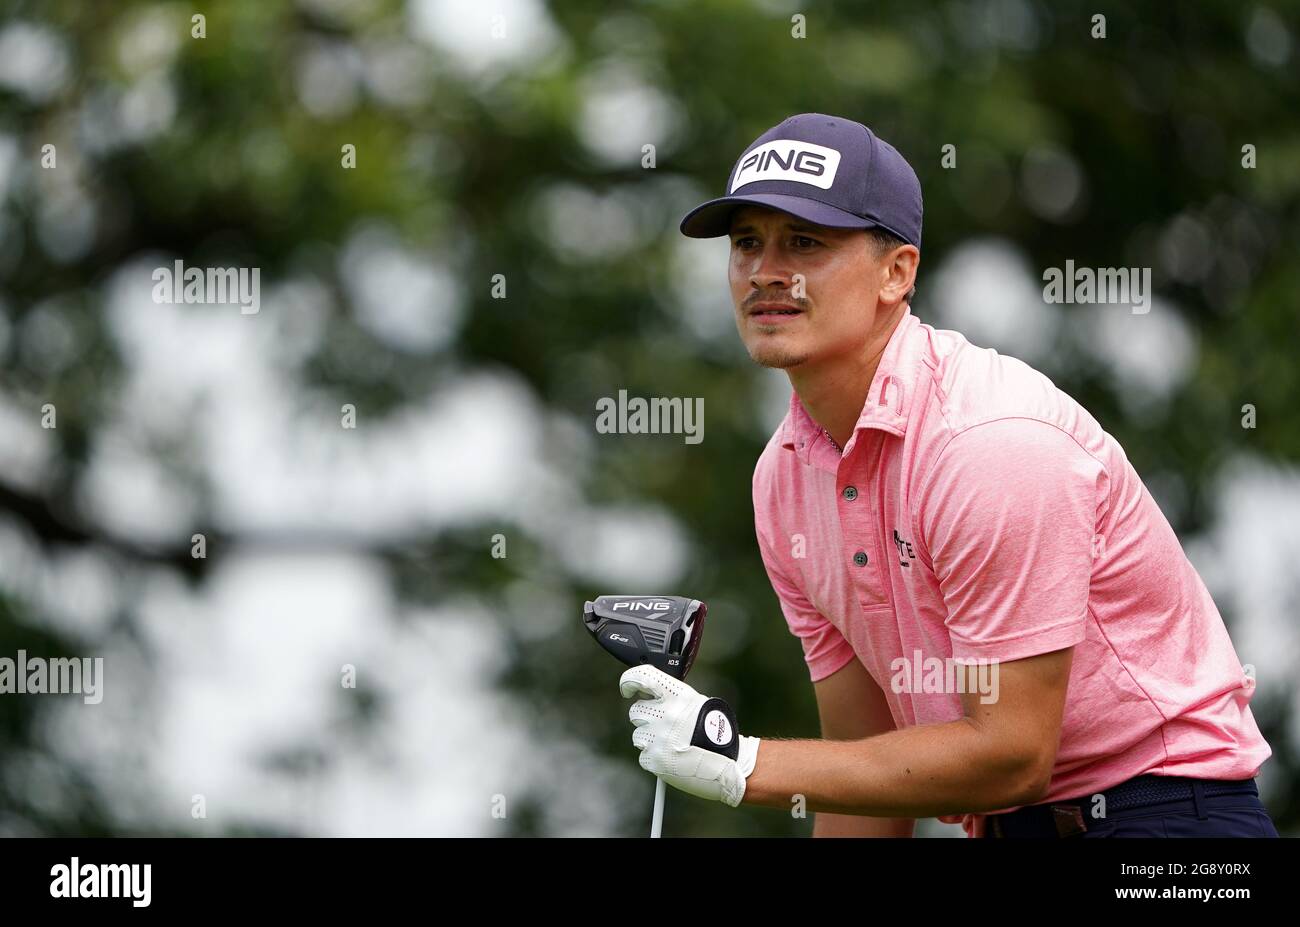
[984,775,1279,838]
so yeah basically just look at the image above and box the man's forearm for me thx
[813,812,915,837]
[743,718,1040,817]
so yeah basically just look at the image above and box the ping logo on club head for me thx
[611,600,671,612]
[704,709,732,746]
[609,633,632,645]
[730,140,842,193]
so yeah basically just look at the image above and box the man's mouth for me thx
[748,303,805,322]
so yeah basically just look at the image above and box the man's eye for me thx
[734,236,757,249]
[794,236,819,248]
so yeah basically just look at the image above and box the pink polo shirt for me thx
[752,305,1271,824]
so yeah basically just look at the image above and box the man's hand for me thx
[619,665,760,808]
[937,813,986,837]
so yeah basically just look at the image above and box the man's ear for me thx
[878,245,920,304]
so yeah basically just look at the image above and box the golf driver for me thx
[583,594,707,837]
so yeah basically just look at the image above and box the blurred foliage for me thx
[0,0,1297,836]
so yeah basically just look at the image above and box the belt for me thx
[985,775,1261,838]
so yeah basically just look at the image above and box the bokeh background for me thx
[0,0,1297,837]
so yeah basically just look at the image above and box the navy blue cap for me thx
[679,113,922,248]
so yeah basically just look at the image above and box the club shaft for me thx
[650,776,666,838]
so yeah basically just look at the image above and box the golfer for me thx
[619,112,1277,837]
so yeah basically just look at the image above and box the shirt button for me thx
[853,550,868,567]
[842,486,858,501]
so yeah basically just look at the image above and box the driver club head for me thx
[583,595,707,680]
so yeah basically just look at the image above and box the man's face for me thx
[727,206,885,370]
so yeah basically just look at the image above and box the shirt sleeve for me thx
[754,516,857,682]
[918,418,1102,663]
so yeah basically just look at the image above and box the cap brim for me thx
[678,193,873,238]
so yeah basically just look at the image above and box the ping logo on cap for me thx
[730,139,842,193]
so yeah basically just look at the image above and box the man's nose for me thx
[748,241,794,289]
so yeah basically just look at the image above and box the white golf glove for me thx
[619,665,760,808]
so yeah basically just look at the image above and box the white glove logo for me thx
[704,709,732,746]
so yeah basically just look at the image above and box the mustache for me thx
[743,292,810,310]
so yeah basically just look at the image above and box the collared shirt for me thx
[752,305,1271,812]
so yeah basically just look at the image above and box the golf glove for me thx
[619,665,760,808]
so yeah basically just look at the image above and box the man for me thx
[619,113,1277,837]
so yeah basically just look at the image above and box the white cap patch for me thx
[730,139,842,193]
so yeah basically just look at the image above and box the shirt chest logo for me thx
[892,529,916,568]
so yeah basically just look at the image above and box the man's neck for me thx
[788,305,905,452]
